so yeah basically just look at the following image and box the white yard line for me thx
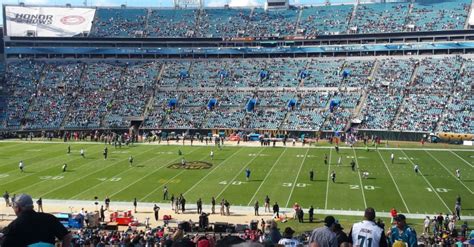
[324,148,332,210]
[110,147,205,199]
[68,147,202,200]
[246,148,287,206]
[376,150,410,213]
[353,148,367,209]
[216,148,266,201]
[285,148,309,207]
[183,147,244,196]
[400,149,451,212]
[8,148,104,190]
[38,147,159,198]
[12,148,106,194]
[141,148,242,201]
[449,150,474,168]
[425,150,473,194]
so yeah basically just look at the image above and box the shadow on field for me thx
[135,165,145,168]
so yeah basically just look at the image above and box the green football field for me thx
[0,141,473,216]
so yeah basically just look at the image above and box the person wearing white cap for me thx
[0,193,72,246]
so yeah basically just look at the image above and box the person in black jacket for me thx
[1,194,72,247]
[273,202,280,218]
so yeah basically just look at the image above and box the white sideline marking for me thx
[246,148,287,206]
[324,148,332,210]
[449,150,474,168]
[183,148,243,196]
[216,148,265,201]
[41,198,474,220]
[285,148,309,207]
[353,148,367,209]
[376,150,410,213]
[400,149,451,212]
[425,150,473,194]
[2,140,473,152]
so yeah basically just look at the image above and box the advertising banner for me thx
[5,6,96,37]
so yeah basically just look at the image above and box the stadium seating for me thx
[146,9,198,38]
[303,59,344,87]
[91,8,147,37]
[407,0,470,32]
[82,1,471,38]
[299,5,352,36]
[3,60,44,129]
[341,60,374,88]
[63,62,124,129]
[203,109,246,129]
[373,58,416,89]
[393,94,448,132]
[437,59,474,134]
[351,3,409,34]
[281,109,327,131]
[360,93,403,130]
[199,8,251,38]
[24,62,83,130]
[1,56,471,134]
[104,61,161,128]
[243,109,286,130]
[413,57,463,92]
[245,8,299,37]
[299,91,330,109]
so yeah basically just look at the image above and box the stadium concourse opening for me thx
[0,1,473,246]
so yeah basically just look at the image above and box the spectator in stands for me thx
[3,191,10,207]
[278,227,301,246]
[387,214,417,247]
[309,215,338,247]
[0,194,72,246]
[349,207,387,247]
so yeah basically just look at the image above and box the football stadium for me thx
[0,0,473,246]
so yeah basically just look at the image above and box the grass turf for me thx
[0,141,472,219]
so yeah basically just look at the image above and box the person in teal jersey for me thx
[388,214,417,247]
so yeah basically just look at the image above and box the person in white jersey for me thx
[349,207,387,247]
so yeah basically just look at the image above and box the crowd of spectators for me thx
[1,57,472,134]
[23,62,83,130]
[304,59,344,88]
[413,57,463,93]
[360,93,402,130]
[408,0,470,32]
[105,62,161,128]
[372,58,416,89]
[299,5,352,36]
[85,0,470,38]
[199,9,250,38]
[63,62,124,129]
[3,60,44,129]
[351,3,409,34]
[91,8,147,37]
[393,94,448,132]
[245,8,299,38]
